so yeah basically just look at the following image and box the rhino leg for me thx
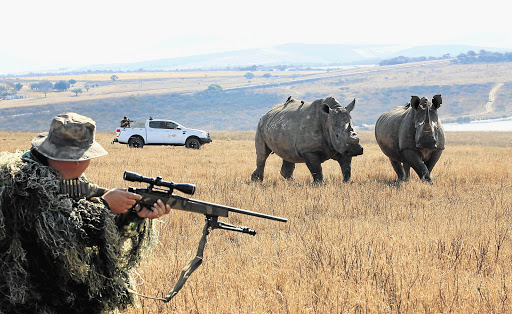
[425,150,442,174]
[251,134,272,181]
[401,149,432,183]
[403,163,411,181]
[390,160,407,181]
[280,160,296,180]
[335,154,352,182]
[302,153,324,183]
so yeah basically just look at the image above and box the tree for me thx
[54,80,70,91]
[111,75,119,82]
[479,49,491,56]
[206,84,223,93]
[68,79,77,85]
[244,72,255,80]
[456,53,467,63]
[263,73,272,78]
[240,65,258,71]
[0,83,15,95]
[38,80,53,97]
[84,84,91,92]
[71,88,83,96]
[14,83,23,91]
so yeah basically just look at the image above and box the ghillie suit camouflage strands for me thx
[0,151,156,314]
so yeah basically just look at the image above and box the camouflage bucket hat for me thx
[31,112,108,161]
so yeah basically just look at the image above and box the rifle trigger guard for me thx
[128,200,145,214]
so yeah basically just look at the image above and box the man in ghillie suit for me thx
[0,113,171,313]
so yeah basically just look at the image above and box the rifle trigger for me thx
[129,201,142,213]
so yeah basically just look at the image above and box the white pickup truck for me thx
[113,119,212,149]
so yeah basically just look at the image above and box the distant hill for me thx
[390,44,507,58]
[2,52,511,133]
[74,44,509,72]
[3,43,509,76]
[2,60,511,132]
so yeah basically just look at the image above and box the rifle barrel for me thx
[188,197,288,222]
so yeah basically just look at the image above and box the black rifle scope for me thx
[123,171,196,195]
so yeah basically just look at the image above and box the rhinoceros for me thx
[375,95,445,183]
[251,97,363,183]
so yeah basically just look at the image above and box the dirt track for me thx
[485,82,504,113]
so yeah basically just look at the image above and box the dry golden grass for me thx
[1,130,512,313]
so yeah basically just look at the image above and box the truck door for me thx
[146,120,166,144]
[161,121,184,144]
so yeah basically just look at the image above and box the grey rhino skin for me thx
[375,95,445,183]
[251,97,363,183]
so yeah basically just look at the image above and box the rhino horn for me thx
[346,98,356,112]
[424,106,432,132]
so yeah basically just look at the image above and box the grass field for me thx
[1,130,511,313]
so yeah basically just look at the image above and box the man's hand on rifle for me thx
[102,189,171,219]
[135,199,171,219]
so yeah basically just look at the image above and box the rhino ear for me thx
[410,96,421,109]
[432,94,442,109]
[321,104,330,114]
[345,98,356,112]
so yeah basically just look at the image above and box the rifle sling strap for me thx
[127,219,211,302]
[164,220,211,302]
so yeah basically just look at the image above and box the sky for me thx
[1,0,512,74]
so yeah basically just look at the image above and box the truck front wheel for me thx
[128,137,144,148]
[185,137,200,149]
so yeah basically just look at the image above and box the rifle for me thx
[123,171,287,302]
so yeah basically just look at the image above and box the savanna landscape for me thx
[1,0,511,310]
[2,59,512,131]
[1,129,511,313]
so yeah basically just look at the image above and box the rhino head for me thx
[321,97,363,156]
[410,95,442,149]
